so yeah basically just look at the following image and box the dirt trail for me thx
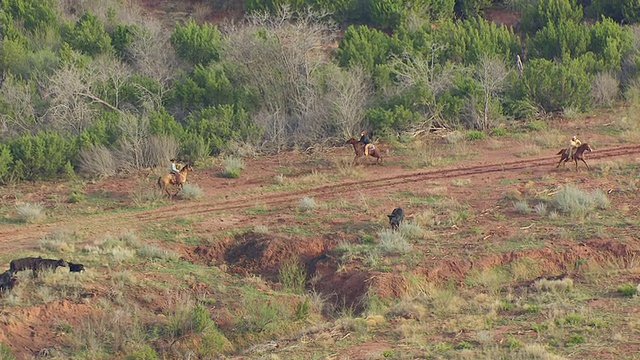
[1,144,639,252]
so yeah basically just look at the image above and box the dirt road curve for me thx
[2,144,639,248]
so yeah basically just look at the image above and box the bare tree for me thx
[0,73,40,137]
[324,64,373,140]
[475,55,509,130]
[114,112,150,170]
[222,5,339,151]
[43,64,102,134]
[89,54,133,110]
[127,17,179,111]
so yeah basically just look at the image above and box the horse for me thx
[158,163,193,198]
[346,138,383,165]
[556,143,593,171]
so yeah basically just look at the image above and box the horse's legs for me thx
[580,158,590,171]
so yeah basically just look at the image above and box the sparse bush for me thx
[253,225,269,234]
[37,231,75,253]
[298,196,317,212]
[445,131,465,144]
[15,202,45,223]
[533,278,574,293]
[592,72,619,108]
[398,221,424,241]
[617,283,637,297]
[553,185,610,217]
[178,183,204,200]
[534,202,547,216]
[130,182,165,207]
[220,156,245,178]
[77,144,116,179]
[273,173,285,185]
[378,229,412,255]
[137,245,180,261]
[513,200,531,214]
[279,257,307,294]
[124,344,158,360]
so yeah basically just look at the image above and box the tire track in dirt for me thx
[1,144,639,250]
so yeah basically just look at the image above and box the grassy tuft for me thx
[178,183,205,200]
[220,156,245,178]
[617,283,637,297]
[553,185,609,217]
[278,257,307,294]
[378,229,412,255]
[15,202,45,223]
[298,196,318,212]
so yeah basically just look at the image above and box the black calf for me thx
[387,207,404,230]
[69,262,85,272]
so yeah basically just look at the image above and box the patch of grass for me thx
[526,120,547,131]
[220,156,245,178]
[0,342,16,360]
[490,128,507,136]
[451,178,471,186]
[513,200,531,214]
[67,189,86,203]
[278,257,307,294]
[178,183,204,200]
[298,196,318,212]
[617,283,637,297]
[466,130,485,141]
[15,202,45,223]
[37,229,77,253]
[136,244,180,261]
[533,278,574,293]
[378,229,412,255]
[553,185,610,217]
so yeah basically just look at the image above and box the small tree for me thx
[475,55,509,130]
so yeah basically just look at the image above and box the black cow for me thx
[69,262,85,272]
[34,259,68,276]
[0,270,17,292]
[9,256,43,273]
[387,207,404,230]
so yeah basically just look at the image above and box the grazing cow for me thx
[34,259,68,276]
[0,270,17,292]
[69,262,85,273]
[387,207,404,230]
[9,256,43,273]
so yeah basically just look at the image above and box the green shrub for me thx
[124,344,158,360]
[490,128,507,136]
[279,257,307,294]
[64,12,113,56]
[0,144,13,184]
[220,156,245,178]
[378,229,412,255]
[0,342,15,360]
[525,120,547,132]
[2,0,58,32]
[8,131,76,181]
[171,19,222,65]
[617,283,637,297]
[466,130,485,141]
[294,297,310,320]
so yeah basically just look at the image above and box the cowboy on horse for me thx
[360,131,375,156]
[567,135,581,160]
[170,158,181,184]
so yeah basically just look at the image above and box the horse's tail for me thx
[157,176,162,189]
[556,149,564,155]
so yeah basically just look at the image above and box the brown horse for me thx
[556,143,593,171]
[158,163,193,198]
[346,138,383,165]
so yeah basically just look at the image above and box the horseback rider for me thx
[359,130,374,156]
[568,135,581,160]
[170,158,181,184]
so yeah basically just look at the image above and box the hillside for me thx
[1,106,640,358]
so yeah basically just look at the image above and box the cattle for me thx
[9,256,43,273]
[0,270,17,292]
[9,257,67,277]
[34,259,68,276]
[69,262,85,273]
[387,207,404,230]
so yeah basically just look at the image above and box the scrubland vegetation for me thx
[1,0,640,359]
